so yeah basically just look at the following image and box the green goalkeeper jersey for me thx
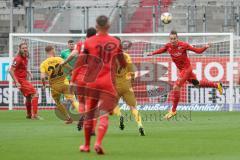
[60,49,76,80]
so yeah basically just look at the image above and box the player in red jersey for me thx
[9,43,40,119]
[148,30,223,119]
[63,27,97,89]
[60,27,97,133]
[75,15,126,154]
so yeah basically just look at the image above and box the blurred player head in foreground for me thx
[18,42,28,57]
[45,45,55,56]
[96,15,110,32]
[67,40,75,51]
[86,27,97,38]
[169,30,178,46]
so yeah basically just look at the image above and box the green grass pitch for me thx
[0,110,240,160]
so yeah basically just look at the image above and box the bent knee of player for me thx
[127,101,137,108]
[126,98,137,108]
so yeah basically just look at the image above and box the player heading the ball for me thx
[148,30,223,120]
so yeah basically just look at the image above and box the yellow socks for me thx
[131,108,142,127]
[113,106,122,116]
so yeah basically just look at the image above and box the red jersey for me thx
[11,54,28,80]
[72,41,87,84]
[75,41,83,54]
[152,41,207,70]
[82,33,126,96]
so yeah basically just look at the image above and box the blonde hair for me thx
[45,45,54,53]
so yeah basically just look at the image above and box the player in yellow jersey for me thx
[113,37,145,136]
[40,45,79,124]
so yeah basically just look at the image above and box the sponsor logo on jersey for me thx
[172,52,182,57]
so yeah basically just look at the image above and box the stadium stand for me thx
[1,0,240,54]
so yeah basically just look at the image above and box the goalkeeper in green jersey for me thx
[60,40,76,81]
[60,40,78,112]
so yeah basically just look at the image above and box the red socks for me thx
[199,80,217,88]
[84,120,93,146]
[83,116,108,147]
[96,116,108,146]
[25,100,32,116]
[32,97,38,115]
[78,96,85,113]
[92,119,97,133]
[172,90,180,112]
[170,79,217,113]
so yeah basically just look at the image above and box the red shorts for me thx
[17,79,36,97]
[176,67,197,87]
[82,89,117,121]
[72,75,87,100]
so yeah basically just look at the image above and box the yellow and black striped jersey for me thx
[40,57,69,85]
[116,53,135,82]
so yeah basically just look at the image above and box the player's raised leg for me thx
[52,89,73,124]
[165,69,223,120]
[164,68,191,120]
[198,80,223,95]
[188,70,223,94]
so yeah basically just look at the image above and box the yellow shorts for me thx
[51,83,75,103]
[116,81,136,107]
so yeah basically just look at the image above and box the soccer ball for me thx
[161,12,172,24]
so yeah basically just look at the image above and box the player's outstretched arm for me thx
[63,64,73,75]
[187,42,211,54]
[60,50,78,66]
[146,46,167,56]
